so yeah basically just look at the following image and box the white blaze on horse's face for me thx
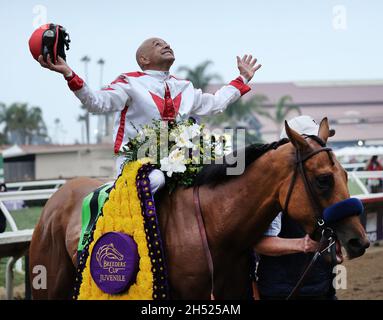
[281,117,369,259]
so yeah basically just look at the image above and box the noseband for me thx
[283,135,337,300]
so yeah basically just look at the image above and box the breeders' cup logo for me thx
[96,243,126,274]
[90,232,139,294]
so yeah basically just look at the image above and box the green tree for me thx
[177,60,222,90]
[0,102,49,145]
[206,95,268,144]
[0,103,7,144]
[252,95,301,136]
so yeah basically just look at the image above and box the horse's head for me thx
[106,243,124,261]
[96,243,124,267]
[279,117,369,260]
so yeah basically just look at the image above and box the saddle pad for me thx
[78,182,114,254]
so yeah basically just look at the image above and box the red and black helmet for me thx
[29,23,71,64]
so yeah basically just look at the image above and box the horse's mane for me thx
[194,138,290,187]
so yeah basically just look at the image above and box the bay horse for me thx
[29,118,369,299]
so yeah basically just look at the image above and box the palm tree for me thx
[177,60,222,90]
[205,94,268,144]
[26,106,49,143]
[208,95,268,126]
[78,105,88,144]
[0,103,7,144]
[0,103,49,145]
[252,95,302,137]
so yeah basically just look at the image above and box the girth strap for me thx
[193,186,215,300]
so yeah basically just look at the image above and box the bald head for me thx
[135,38,152,68]
[135,37,175,71]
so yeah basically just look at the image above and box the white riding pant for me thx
[115,156,165,194]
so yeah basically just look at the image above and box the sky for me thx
[0,0,382,144]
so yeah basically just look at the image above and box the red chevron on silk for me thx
[150,84,182,120]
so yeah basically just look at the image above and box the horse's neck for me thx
[204,145,292,251]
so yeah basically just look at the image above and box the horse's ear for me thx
[318,117,330,143]
[285,120,311,152]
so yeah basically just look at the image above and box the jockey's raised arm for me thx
[191,75,251,116]
[65,72,132,114]
[190,54,261,116]
[36,36,261,180]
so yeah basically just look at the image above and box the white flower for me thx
[214,142,224,157]
[175,130,195,148]
[170,123,202,149]
[136,130,146,142]
[222,133,233,155]
[212,133,233,156]
[160,148,187,177]
[188,123,201,138]
[142,126,156,137]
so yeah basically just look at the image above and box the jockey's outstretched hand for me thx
[38,55,72,77]
[236,54,261,82]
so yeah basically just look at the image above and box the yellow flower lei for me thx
[78,159,153,300]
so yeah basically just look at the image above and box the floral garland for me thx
[136,163,169,299]
[119,118,232,192]
[75,159,161,300]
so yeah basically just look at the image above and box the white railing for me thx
[342,163,366,172]
[348,171,383,196]
[0,179,65,300]
[0,230,34,300]
[6,179,66,191]
[0,179,66,232]
[355,192,383,201]
[0,189,58,203]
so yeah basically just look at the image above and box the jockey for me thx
[37,37,261,193]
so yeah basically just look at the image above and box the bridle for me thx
[282,135,334,239]
[283,135,338,300]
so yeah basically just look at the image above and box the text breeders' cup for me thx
[90,232,139,294]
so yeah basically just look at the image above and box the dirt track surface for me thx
[337,244,383,300]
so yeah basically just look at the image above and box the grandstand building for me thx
[209,80,383,147]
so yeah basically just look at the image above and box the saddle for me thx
[77,182,114,260]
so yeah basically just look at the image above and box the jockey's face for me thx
[136,38,175,71]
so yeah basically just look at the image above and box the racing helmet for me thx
[29,23,70,63]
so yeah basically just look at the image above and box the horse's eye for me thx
[315,174,334,190]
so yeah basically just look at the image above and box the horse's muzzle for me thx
[324,198,369,260]
[345,237,370,259]
[323,198,364,223]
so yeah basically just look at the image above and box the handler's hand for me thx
[301,234,319,253]
[38,55,72,77]
[236,54,261,82]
